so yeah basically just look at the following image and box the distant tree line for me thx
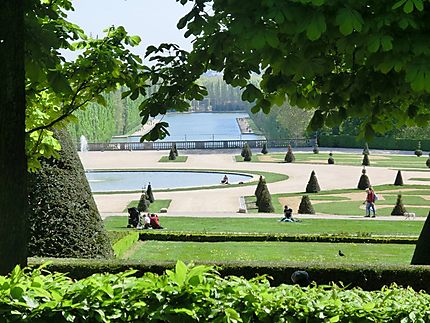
[68,89,142,143]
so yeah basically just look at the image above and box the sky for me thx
[67,0,193,58]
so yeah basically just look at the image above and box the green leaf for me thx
[336,8,363,36]
[175,261,188,286]
[381,36,393,51]
[47,71,73,96]
[367,36,380,53]
[403,0,414,13]
[306,14,326,41]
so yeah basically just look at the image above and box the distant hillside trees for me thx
[68,89,142,143]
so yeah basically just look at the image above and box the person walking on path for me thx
[364,187,377,218]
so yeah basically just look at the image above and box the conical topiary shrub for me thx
[313,143,319,154]
[243,143,252,161]
[394,170,404,186]
[257,185,275,213]
[391,194,407,216]
[357,168,371,190]
[146,183,155,203]
[363,143,370,155]
[261,142,268,155]
[172,143,178,156]
[27,129,113,259]
[411,211,430,265]
[285,144,295,163]
[328,152,335,164]
[427,153,430,168]
[415,141,423,157]
[306,170,321,193]
[298,195,315,214]
[362,153,370,166]
[137,192,149,212]
[254,176,265,201]
[168,147,176,160]
[256,178,268,207]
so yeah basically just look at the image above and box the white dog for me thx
[404,212,416,220]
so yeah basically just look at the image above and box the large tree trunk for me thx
[0,0,27,274]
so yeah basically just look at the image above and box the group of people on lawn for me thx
[127,207,163,229]
[280,186,377,222]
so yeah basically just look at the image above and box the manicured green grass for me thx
[236,152,430,169]
[104,216,423,236]
[246,184,430,216]
[158,156,188,162]
[409,178,430,182]
[123,199,171,213]
[126,241,415,265]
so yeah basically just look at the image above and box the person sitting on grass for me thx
[143,213,151,229]
[280,205,295,222]
[127,207,140,228]
[150,213,163,229]
[221,175,229,184]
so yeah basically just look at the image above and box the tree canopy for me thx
[143,0,430,138]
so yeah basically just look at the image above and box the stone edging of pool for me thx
[88,168,288,194]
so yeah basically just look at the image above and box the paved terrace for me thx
[78,149,429,219]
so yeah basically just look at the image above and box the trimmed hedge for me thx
[27,258,430,292]
[112,231,140,258]
[319,135,430,151]
[137,231,417,244]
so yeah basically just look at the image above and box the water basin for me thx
[86,170,254,192]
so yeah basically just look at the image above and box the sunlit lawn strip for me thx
[126,241,414,265]
[158,156,188,162]
[104,216,422,236]
[246,184,430,215]
[236,152,429,169]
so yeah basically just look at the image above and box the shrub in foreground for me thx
[2,262,430,322]
[27,129,113,259]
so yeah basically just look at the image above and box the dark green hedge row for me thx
[138,231,417,244]
[29,258,430,291]
[319,135,430,151]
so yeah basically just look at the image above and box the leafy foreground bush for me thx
[2,262,430,322]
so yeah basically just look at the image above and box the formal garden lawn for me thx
[125,241,415,265]
[246,184,430,217]
[158,156,188,162]
[104,216,422,236]
[236,152,430,169]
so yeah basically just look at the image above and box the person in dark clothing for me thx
[127,207,140,228]
[291,270,310,287]
[280,205,296,222]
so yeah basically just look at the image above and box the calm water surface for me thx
[118,112,265,142]
[86,170,253,192]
